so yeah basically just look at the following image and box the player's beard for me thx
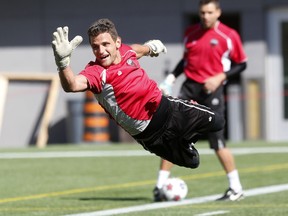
[201,20,212,29]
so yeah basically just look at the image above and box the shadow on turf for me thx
[63,197,151,202]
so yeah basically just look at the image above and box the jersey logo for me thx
[210,38,218,46]
[126,59,137,67]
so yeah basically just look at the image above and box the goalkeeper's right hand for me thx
[159,74,176,96]
[144,40,167,57]
[52,26,83,70]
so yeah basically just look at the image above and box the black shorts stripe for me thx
[166,96,215,115]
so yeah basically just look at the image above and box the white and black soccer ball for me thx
[161,177,188,201]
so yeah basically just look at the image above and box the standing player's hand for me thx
[159,74,176,96]
[204,73,226,93]
[144,40,167,57]
[52,26,83,70]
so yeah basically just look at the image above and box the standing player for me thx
[52,19,225,171]
[154,0,247,201]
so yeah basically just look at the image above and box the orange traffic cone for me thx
[83,91,110,142]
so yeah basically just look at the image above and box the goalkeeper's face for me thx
[90,32,121,68]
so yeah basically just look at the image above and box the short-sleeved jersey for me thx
[183,21,247,83]
[79,44,162,136]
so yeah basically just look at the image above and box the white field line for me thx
[195,210,230,216]
[65,183,288,216]
[0,147,288,159]
[0,150,151,159]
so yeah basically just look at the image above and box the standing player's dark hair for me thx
[87,18,119,42]
[199,0,221,9]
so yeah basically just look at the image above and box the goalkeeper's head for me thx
[88,18,119,43]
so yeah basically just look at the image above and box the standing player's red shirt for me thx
[79,44,162,135]
[183,21,247,83]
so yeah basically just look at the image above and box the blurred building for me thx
[0,0,288,147]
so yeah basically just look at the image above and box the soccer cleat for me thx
[216,188,244,201]
[153,187,166,202]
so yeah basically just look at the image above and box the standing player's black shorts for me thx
[133,95,224,169]
[178,79,226,150]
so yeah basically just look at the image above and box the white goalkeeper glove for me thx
[52,26,83,70]
[159,74,176,96]
[144,40,167,57]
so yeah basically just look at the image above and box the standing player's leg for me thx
[153,159,173,202]
[204,86,243,201]
[211,133,244,201]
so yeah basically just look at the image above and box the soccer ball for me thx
[161,177,188,201]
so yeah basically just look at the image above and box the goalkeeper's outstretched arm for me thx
[131,40,167,59]
[58,67,88,92]
[52,26,88,92]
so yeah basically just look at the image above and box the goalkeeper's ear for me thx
[115,36,121,50]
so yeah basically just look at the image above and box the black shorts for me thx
[133,96,225,169]
[178,79,226,150]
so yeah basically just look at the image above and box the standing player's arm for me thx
[171,59,185,78]
[225,61,247,79]
[58,67,88,92]
[159,59,184,96]
[226,29,247,79]
[204,73,226,93]
[204,61,247,93]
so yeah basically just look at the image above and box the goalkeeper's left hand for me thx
[52,26,83,70]
[144,40,167,57]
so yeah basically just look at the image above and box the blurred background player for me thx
[154,0,247,201]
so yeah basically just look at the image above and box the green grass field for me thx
[0,141,287,216]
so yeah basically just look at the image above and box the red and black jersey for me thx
[79,44,162,135]
[183,21,247,83]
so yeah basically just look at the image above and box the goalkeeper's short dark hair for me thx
[88,18,119,42]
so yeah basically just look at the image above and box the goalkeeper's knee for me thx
[211,112,225,132]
